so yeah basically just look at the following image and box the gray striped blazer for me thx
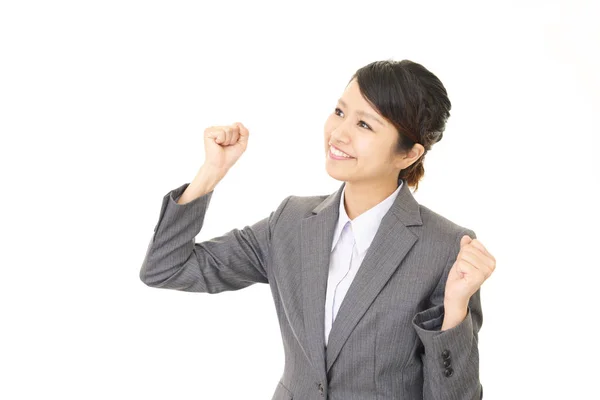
[140,178,483,399]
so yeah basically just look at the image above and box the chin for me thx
[326,173,347,182]
[325,164,348,182]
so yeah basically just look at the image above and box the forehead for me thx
[341,79,369,104]
[338,79,386,127]
[339,79,380,114]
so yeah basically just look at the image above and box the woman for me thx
[140,59,496,400]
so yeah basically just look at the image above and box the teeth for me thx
[330,146,352,158]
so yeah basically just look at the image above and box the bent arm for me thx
[139,182,291,293]
[412,229,483,400]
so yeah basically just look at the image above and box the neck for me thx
[343,177,400,220]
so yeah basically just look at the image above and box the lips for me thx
[329,144,354,158]
[329,148,356,161]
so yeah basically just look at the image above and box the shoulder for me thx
[265,194,327,241]
[417,203,477,249]
[274,193,328,221]
[419,204,470,235]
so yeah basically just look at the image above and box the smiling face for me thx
[324,78,407,186]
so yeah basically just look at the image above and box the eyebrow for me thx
[337,98,385,127]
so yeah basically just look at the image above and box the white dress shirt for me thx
[324,179,404,346]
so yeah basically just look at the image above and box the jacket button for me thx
[441,349,450,359]
[444,367,454,377]
[443,359,451,368]
[317,382,324,395]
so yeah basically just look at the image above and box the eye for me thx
[334,108,372,130]
[358,121,372,130]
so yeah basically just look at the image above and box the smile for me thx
[329,146,355,160]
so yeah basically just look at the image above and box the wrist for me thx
[444,296,468,310]
[199,163,228,180]
[441,303,468,331]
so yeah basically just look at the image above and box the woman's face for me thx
[323,78,405,185]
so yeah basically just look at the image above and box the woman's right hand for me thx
[202,122,249,173]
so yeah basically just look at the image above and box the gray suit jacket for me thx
[140,178,483,400]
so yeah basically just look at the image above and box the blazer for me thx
[139,178,484,400]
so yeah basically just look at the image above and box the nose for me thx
[329,124,352,146]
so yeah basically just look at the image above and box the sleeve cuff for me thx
[412,304,475,362]
[152,182,215,235]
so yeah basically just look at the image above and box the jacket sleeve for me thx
[139,182,292,293]
[411,228,483,400]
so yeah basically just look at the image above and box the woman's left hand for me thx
[444,235,496,308]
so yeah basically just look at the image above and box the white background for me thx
[1,0,598,399]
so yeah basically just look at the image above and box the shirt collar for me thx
[331,180,404,255]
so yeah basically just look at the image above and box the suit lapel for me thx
[301,178,423,377]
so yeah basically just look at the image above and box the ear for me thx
[395,143,425,170]
[409,143,425,161]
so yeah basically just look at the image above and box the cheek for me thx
[324,115,338,132]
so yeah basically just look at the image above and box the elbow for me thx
[138,259,179,289]
[139,260,161,288]
[139,264,152,287]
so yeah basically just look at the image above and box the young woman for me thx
[140,59,496,400]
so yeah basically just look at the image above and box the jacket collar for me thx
[301,177,423,379]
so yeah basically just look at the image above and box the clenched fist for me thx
[444,235,496,308]
[203,122,249,173]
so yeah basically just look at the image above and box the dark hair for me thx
[349,59,452,192]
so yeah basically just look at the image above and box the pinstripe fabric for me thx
[140,178,484,399]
